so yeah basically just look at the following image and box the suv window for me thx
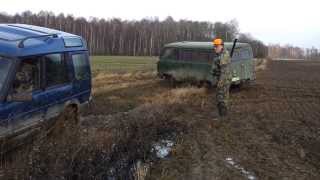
[12,58,40,94]
[72,53,90,80]
[44,54,68,87]
[0,58,12,93]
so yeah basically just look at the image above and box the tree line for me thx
[268,44,320,60]
[305,47,320,60]
[0,11,268,57]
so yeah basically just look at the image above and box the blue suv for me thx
[0,24,92,151]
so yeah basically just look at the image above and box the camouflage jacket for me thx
[212,50,231,81]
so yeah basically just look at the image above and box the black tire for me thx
[163,74,177,87]
[204,81,213,89]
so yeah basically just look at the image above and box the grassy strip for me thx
[91,56,158,74]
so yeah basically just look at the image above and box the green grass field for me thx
[90,56,158,74]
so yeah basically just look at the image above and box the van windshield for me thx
[0,58,12,93]
[161,48,177,60]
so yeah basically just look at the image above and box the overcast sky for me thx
[2,0,319,48]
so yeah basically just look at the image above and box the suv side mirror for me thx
[7,92,33,102]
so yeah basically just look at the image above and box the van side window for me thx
[161,48,177,60]
[198,51,214,63]
[72,53,90,80]
[179,50,193,61]
[241,50,251,59]
[178,50,213,63]
[12,58,40,94]
[44,54,68,87]
[231,49,241,61]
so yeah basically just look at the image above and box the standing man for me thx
[212,38,232,116]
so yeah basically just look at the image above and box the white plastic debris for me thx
[152,140,174,158]
[225,157,257,180]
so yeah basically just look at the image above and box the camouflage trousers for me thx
[216,76,231,109]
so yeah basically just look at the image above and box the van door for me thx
[236,49,247,81]
[241,60,246,80]
[69,51,91,104]
[159,48,179,77]
[230,49,241,83]
[241,49,252,80]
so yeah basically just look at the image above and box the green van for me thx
[157,41,256,86]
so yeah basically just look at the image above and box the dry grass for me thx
[145,87,207,105]
[94,71,155,93]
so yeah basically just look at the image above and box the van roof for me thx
[164,41,251,50]
[0,24,87,57]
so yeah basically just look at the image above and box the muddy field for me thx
[2,59,320,179]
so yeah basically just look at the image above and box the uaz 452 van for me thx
[0,24,92,152]
[158,41,255,86]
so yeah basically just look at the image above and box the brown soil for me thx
[2,60,320,179]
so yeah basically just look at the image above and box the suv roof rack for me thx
[0,34,58,48]
[7,24,52,35]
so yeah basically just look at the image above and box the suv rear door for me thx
[69,51,91,104]
[42,53,72,120]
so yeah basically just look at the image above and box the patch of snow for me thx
[152,140,174,158]
[225,157,257,180]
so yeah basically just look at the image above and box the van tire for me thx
[170,77,177,86]
[234,79,255,91]
[163,74,177,87]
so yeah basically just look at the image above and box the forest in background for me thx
[0,11,268,58]
[1,11,319,60]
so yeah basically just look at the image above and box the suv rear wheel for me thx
[50,105,79,137]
